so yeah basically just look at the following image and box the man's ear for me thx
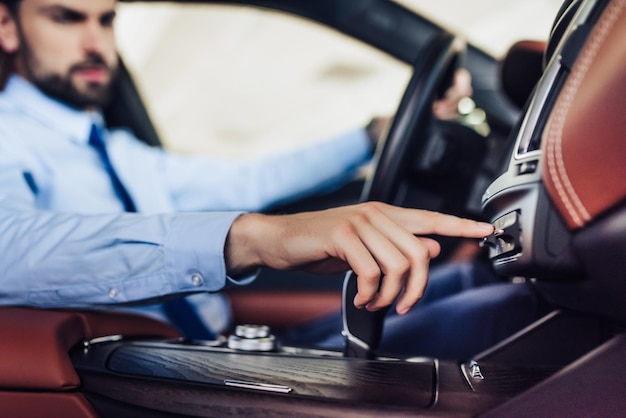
[0,4,20,54]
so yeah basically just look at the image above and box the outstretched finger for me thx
[381,205,493,238]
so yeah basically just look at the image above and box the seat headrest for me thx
[500,40,546,109]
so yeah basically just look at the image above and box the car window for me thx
[396,0,566,58]
[115,4,411,158]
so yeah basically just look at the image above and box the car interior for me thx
[1,0,624,416]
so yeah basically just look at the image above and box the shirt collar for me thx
[2,74,104,145]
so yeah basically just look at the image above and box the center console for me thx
[71,332,564,417]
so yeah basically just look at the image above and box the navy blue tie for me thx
[89,124,215,340]
[88,125,136,212]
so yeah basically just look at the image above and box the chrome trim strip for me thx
[224,380,293,393]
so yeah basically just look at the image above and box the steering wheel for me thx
[362,32,465,204]
[343,32,466,359]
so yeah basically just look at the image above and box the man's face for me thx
[11,0,118,108]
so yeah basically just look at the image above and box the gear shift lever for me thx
[342,271,389,359]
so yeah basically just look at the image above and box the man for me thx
[0,0,548,359]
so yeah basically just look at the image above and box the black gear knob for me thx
[341,271,389,359]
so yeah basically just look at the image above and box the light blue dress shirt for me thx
[0,75,371,332]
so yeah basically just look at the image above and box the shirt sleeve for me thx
[156,127,372,212]
[0,149,243,307]
[0,207,243,308]
[0,134,254,310]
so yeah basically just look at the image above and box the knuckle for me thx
[351,211,369,225]
[332,220,356,240]
[388,259,410,277]
[357,201,382,218]
[360,266,382,283]
[407,243,430,262]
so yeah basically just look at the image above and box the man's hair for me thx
[0,0,20,14]
[0,0,20,89]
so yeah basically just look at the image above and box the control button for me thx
[494,211,519,231]
[235,324,270,339]
[228,334,276,352]
[191,273,204,286]
[228,324,276,351]
[517,160,538,175]
[468,360,485,380]
[481,211,522,260]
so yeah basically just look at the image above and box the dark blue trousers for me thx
[278,261,552,359]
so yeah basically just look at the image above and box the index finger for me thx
[383,205,494,238]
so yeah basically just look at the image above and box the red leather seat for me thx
[542,0,626,231]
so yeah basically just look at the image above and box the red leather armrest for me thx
[0,307,179,390]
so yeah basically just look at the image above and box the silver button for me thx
[191,273,204,286]
[236,324,270,339]
[228,334,276,352]
[108,287,119,298]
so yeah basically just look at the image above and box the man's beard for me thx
[30,56,117,109]
[17,31,117,109]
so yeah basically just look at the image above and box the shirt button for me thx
[191,273,204,287]
[108,287,119,298]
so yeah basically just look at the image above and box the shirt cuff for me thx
[164,211,247,294]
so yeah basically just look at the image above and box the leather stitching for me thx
[545,0,624,227]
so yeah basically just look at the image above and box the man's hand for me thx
[432,68,473,120]
[225,202,493,315]
[366,68,473,147]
